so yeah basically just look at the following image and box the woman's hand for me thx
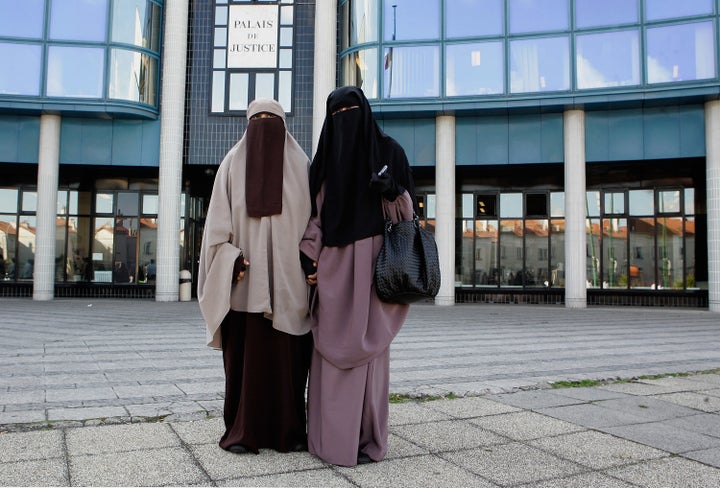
[233,256,249,282]
[306,268,317,286]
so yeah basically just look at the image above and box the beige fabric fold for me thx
[198,99,312,349]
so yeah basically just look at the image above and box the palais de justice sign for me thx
[227,5,278,69]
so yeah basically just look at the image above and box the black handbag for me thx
[374,215,441,304]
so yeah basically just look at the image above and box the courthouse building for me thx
[1,0,719,312]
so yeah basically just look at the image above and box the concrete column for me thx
[435,115,456,305]
[706,100,720,312]
[156,0,189,302]
[33,114,62,301]
[563,109,587,308]
[312,0,337,155]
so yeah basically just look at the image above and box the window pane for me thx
[0,43,41,96]
[255,73,275,100]
[47,46,104,98]
[215,5,228,25]
[446,0,502,37]
[645,0,713,21]
[50,0,108,41]
[603,218,627,288]
[68,216,91,281]
[278,71,292,111]
[56,190,68,215]
[500,193,522,218]
[280,6,293,25]
[343,49,378,99]
[550,219,565,286]
[459,220,474,286]
[499,219,523,286]
[142,194,158,215]
[0,0,44,38]
[526,219,548,287]
[139,218,157,282]
[117,192,138,216]
[550,192,564,217]
[586,217,600,287]
[17,216,36,280]
[215,27,227,47]
[280,27,292,46]
[279,48,292,68]
[112,0,162,51]
[96,193,114,214]
[92,217,114,281]
[383,45,439,98]
[628,217,652,288]
[685,188,695,214]
[647,22,715,84]
[462,193,473,219]
[577,30,640,89]
[114,216,138,283]
[686,216,699,288]
[629,189,654,215]
[657,216,683,288]
[70,191,93,214]
[383,0,439,41]
[446,41,504,96]
[22,192,37,212]
[604,191,625,214]
[510,36,569,93]
[476,194,497,217]
[474,219,499,286]
[526,193,547,216]
[658,190,680,214]
[109,49,158,105]
[0,188,18,213]
[0,215,17,279]
[586,191,600,217]
[211,72,226,112]
[350,0,378,44]
[576,0,637,28]
[509,0,568,34]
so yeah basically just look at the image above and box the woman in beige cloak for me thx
[198,99,312,454]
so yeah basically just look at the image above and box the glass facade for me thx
[0,0,162,113]
[339,0,719,100]
[455,187,699,292]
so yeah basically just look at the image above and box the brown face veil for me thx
[245,112,286,218]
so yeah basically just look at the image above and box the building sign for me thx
[227,5,278,69]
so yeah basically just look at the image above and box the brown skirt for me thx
[219,311,312,453]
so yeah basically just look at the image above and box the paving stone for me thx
[66,422,180,455]
[488,390,584,410]
[639,376,720,392]
[0,409,46,425]
[683,447,720,469]
[598,382,682,396]
[337,454,493,488]
[0,430,64,463]
[45,387,117,403]
[384,432,429,459]
[602,421,720,454]
[529,430,668,469]
[171,417,225,445]
[551,386,631,402]
[190,444,325,480]
[0,458,68,487]
[112,384,185,399]
[607,456,720,488]
[441,442,586,486]
[664,413,720,438]
[594,396,701,422]
[518,472,637,488]
[218,468,355,487]
[69,447,208,486]
[391,419,506,452]
[655,391,720,413]
[423,396,521,418]
[537,403,647,429]
[470,411,585,441]
[389,401,456,428]
[0,390,45,405]
[47,406,128,422]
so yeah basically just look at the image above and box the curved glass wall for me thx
[0,0,162,116]
[340,0,719,102]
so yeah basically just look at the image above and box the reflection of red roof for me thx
[0,221,16,235]
[140,218,158,229]
[18,221,36,235]
[588,217,694,237]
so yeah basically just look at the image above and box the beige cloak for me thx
[198,99,312,349]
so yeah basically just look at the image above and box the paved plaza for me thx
[1,299,719,486]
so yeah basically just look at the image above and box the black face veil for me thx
[309,86,413,247]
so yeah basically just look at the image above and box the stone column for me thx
[312,0,337,155]
[156,0,189,302]
[435,115,456,305]
[706,100,720,312]
[33,114,62,301]
[563,109,587,308]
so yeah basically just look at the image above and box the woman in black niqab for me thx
[309,86,415,247]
